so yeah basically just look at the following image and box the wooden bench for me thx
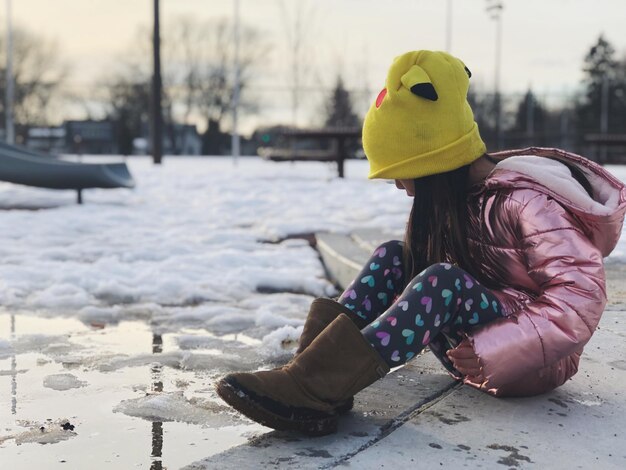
[257,127,361,178]
[258,147,338,162]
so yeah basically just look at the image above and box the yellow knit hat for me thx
[363,50,486,179]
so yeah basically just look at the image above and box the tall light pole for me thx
[5,0,15,144]
[231,0,241,165]
[600,73,609,162]
[445,0,453,52]
[486,0,503,149]
[150,0,163,164]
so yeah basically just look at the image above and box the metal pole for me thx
[560,109,569,150]
[5,0,15,144]
[600,74,609,134]
[526,88,534,143]
[486,1,504,150]
[231,0,241,165]
[445,0,452,52]
[494,7,503,149]
[150,0,163,165]
[600,73,609,162]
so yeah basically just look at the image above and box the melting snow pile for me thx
[0,158,410,361]
[0,159,408,324]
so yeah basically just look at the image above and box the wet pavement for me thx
[0,314,264,469]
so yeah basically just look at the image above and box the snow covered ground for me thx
[0,157,410,331]
[0,156,624,469]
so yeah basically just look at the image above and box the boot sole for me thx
[216,377,338,436]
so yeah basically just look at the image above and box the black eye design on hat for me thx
[464,66,472,78]
[409,83,438,101]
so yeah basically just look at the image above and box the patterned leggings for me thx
[338,240,505,368]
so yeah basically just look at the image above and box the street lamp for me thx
[486,0,503,149]
[232,0,241,165]
[5,0,15,144]
[445,0,453,52]
[150,0,163,165]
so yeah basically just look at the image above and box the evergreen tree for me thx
[514,90,546,133]
[512,89,553,146]
[467,87,493,140]
[576,34,626,135]
[324,76,360,128]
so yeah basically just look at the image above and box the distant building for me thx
[26,126,67,154]
[134,123,202,156]
[25,120,118,155]
[64,120,118,155]
[23,119,202,156]
[166,124,202,155]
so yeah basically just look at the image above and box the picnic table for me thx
[258,127,361,178]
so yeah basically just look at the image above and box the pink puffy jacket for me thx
[460,147,626,397]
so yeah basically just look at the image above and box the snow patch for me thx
[0,334,76,359]
[0,419,77,446]
[113,391,244,427]
[43,373,88,391]
[261,325,302,360]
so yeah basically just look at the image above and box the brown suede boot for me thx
[291,298,370,414]
[295,298,369,354]
[216,314,389,436]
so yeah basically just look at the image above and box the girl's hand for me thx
[446,339,484,383]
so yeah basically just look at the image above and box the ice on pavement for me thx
[0,334,77,359]
[113,391,245,427]
[0,419,77,446]
[43,373,87,391]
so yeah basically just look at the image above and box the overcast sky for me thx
[7,0,626,130]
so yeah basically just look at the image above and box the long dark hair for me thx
[401,155,594,280]
[403,164,474,279]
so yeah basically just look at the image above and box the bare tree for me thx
[97,17,270,154]
[99,63,151,155]
[166,17,270,131]
[0,26,67,137]
[277,0,317,126]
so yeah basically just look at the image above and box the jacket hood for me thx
[481,147,626,257]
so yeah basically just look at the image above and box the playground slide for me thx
[0,141,135,190]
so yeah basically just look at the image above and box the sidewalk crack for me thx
[321,381,462,469]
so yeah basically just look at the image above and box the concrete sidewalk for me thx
[186,230,626,470]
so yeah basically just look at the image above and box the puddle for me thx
[0,311,267,469]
